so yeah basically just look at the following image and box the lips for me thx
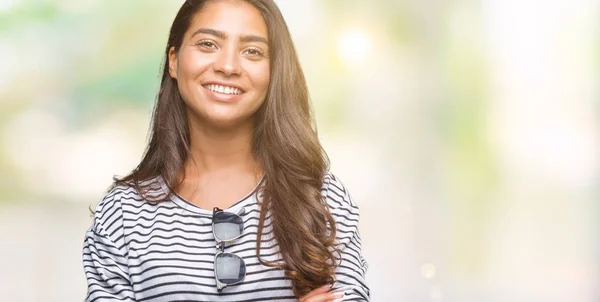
[202,84,243,95]
[201,81,245,94]
[200,82,246,102]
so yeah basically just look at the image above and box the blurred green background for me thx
[0,0,598,301]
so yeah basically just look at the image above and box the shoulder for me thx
[93,177,166,226]
[90,182,138,235]
[321,172,360,221]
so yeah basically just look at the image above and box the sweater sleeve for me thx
[323,173,370,301]
[82,190,135,302]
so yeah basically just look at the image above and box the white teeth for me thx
[205,84,241,95]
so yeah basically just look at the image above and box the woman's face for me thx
[168,0,270,129]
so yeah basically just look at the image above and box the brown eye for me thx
[196,40,217,50]
[243,47,264,57]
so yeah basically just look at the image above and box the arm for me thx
[82,193,135,301]
[324,174,370,301]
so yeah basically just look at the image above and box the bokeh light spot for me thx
[337,29,370,65]
[421,263,436,279]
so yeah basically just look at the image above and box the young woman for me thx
[82,0,369,301]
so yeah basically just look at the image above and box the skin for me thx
[167,0,269,210]
[168,1,342,300]
[300,285,344,302]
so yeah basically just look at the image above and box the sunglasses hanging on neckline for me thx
[212,207,247,292]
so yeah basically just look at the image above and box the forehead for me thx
[188,1,268,38]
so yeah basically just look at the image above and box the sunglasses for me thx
[212,207,247,292]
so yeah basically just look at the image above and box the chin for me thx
[204,114,253,130]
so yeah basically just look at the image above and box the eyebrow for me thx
[191,28,268,45]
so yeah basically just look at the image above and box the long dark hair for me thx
[116,0,339,296]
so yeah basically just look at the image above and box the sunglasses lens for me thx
[213,211,244,241]
[215,253,246,284]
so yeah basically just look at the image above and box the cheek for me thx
[253,64,270,93]
[179,51,212,78]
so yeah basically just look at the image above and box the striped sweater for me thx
[82,173,369,301]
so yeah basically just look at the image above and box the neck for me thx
[183,115,261,177]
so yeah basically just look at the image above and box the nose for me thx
[213,46,241,76]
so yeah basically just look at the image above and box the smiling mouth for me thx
[202,84,244,95]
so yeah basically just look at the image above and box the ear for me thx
[168,46,178,79]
